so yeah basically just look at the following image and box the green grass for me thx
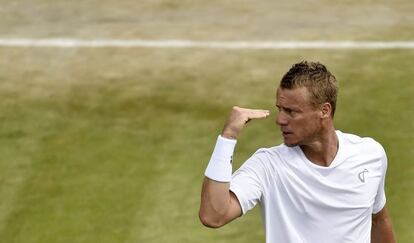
[0,47,413,242]
[1,0,413,40]
[0,0,413,242]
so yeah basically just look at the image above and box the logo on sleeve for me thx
[358,168,369,183]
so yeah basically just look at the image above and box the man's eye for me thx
[286,109,297,117]
[277,107,296,116]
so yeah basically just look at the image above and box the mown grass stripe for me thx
[0,39,414,49]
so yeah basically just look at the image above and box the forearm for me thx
[200,134,236,225]
[199,107,269,227]
[199,134,240,228]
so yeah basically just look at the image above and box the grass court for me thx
[0,1,413,242]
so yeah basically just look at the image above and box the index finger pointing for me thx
[245,109,270,119]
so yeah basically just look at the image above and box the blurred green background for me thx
[0,1,413,242]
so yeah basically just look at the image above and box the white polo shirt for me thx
[229,130,387,243]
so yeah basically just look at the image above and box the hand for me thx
[221,106,270,139]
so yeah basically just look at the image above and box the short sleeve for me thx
[229,150,267,215]
[372,147,387,214]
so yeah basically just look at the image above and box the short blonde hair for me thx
[279,61,338,117]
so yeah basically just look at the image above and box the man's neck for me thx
[300,128,339,167]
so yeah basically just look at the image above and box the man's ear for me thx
[321,103,332,119]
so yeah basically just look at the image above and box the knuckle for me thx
[231,106,243,117]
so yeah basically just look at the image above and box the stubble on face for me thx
[276,87,322,147]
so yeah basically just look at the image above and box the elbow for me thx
[199,210,225,228]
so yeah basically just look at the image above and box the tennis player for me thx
[199,61,396,242]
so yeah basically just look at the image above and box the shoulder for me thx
[250,143,294,162]
[241,143,295,172]
[339,131,386,156]
[234,144,290,186]
[340,131,384,150]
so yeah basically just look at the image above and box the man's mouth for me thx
[282,131,292,136]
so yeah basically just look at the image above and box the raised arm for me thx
[199,106,269,228]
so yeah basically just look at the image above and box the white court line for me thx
[0,39,414,49]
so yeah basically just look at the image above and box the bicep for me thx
[372,206,390,223]
[221,161,265,225]
[371,205,396,243]
[205,190,242,228]
[224,191,242,222]
[222,150,267,225]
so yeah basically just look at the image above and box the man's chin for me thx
[283,140,298,147]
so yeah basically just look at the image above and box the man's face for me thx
[276,87,322,147]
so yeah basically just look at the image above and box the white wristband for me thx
[204,135,237,182]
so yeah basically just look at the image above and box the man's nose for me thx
[276,111,288,126]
